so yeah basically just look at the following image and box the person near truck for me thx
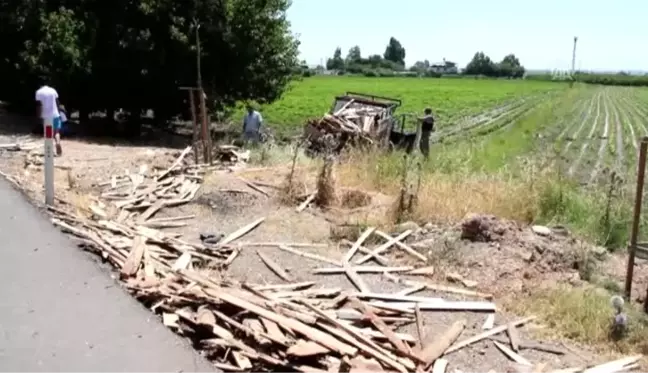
[35,81,65,156]
[417,107,435,158]
[242,104,263,146]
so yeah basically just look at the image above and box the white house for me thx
[429,58,458,74]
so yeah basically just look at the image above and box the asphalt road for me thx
[0,177,217,371]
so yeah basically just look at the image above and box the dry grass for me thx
[507,285,648,358]
[245,145,548,226]
[336,151,543,225]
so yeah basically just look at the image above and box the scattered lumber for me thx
[26,145,641,373]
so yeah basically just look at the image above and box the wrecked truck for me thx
[303,92,418,155]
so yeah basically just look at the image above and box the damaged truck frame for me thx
[304,92,419,155]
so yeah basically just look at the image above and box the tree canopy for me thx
[464,52,525,78]
[326,47,345,70]
[345,46,362,64]
[383,37,406,65]
[0,0,300,122]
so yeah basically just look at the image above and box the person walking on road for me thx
[242,104,263,146]
[417,107,435,158]
[36,81,65,156]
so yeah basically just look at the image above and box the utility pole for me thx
[570,36,578,87]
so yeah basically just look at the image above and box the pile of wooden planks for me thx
[41,147,642,373]
[303,100,395,155]
[305,99,390,136]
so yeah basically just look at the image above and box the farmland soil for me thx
[0,109,640,371]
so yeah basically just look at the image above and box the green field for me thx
[254,76,563,135]
[253,77,648,248]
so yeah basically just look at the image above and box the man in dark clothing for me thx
[417,107,435,158]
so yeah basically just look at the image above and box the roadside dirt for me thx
[0,111,641,371]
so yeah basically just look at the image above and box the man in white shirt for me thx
[35,83,65,156]
[242,104,263,146]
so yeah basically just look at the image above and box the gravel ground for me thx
[153,170,595,371]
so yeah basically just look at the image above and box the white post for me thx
[43,118,55,205]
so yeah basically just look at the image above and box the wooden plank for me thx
[344,263,370,293]
[355,244,390,266]
[375,229,427,262]
[219,217,265,246]
[287,340,330,357]
[383,273,493,299]
[415,303,424,349]
[157,146,192,181]
[339,321,417,343]
[532,363,548,372]
[397,284,426,296]
[488,336,565,355]
[314,266,413,274]
[278,245,339,266]
[369,300,497,312]
[432,358,449,373]
[408,266,435,276]
[582,355,643,373]
[253,281,315,292]
[353,292,444,303]
[212,310,288,347]
[260,317,289,344]
[355,230,412,264]
[171,252,192,272]
[232,351,253,370]
[215,290,357,355]
[296,193,316,212]
[418,320,466,369]
[482,314,495,330]
[257,250,293,282]
[445,316,537,354]
[507,321,521,351]
[238,177,270,197]
[343,227,376,263]
[493,340,532,366]
[120,235,146,277]
[307,308,411,373]
[349,298,411,358]
[243,318,272,345]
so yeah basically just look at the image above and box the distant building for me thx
[429,58,458,74]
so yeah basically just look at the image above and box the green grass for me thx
[247,76,563,136]
[509,284,648,357]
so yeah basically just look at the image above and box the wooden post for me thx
[625,137,648,300]
[198,88,210,164]
[413,117,423,156]
[188,90,199,164]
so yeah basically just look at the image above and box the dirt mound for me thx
[194,190,260,216]
[460,213,521,242]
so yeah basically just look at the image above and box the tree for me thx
[383,37,405,65]
[326,47,345,70]
[409,60,430,73]
[0,0,301,128]
[346,46,362,64]
[464,52,496,76]
[496,54,525,78]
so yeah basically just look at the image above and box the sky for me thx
[287,0,647,72]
